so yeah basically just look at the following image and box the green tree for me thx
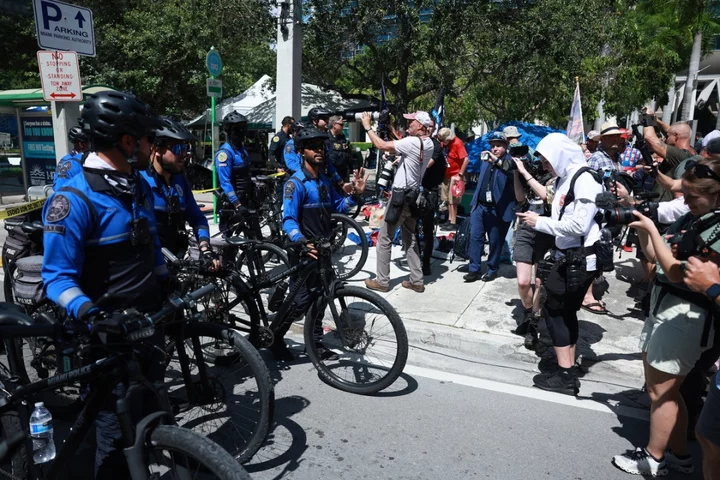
[0,0,276,116]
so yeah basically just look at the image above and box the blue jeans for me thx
[468,204,511,275]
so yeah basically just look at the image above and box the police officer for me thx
[283,120,306,173]
[271,127,366,360]
[215,110,260,238]
[53,125,90,189]
[41,90,166,478]
[327,115,352,182]
[268,115,294,170]
[141,117,219,269]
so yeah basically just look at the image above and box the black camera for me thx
[509,144,529,157]
[631,124,658,176]
[668,213,720,260]
[599,201,659,226]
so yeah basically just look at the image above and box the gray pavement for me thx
[246,347,703,480]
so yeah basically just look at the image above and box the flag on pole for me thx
[566,79,584,144]
[431,88,444,136]
[380,76,388,112]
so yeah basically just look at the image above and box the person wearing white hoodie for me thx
[516,133,603,395]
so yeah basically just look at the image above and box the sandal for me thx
[581,301,608,315]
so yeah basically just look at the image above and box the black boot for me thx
[533,367,579,396]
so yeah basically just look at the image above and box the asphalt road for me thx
[245,343,705,480]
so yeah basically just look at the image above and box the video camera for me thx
[630,124,658,176]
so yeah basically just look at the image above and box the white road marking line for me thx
[404,364,649,421]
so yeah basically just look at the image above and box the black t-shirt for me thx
[422,138,447,190]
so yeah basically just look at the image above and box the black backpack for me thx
[452,217,471,260]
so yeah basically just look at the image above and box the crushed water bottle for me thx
[29,402,56,464]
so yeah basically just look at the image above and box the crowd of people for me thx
[22,95,720,479]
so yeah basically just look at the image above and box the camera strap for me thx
[558,166,602,253]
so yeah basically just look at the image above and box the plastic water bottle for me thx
[29,402,56,464]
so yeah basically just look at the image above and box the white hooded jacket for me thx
[534,133,602,271]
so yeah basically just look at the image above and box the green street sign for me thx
[207,78,222,98]
[206,48,223,77]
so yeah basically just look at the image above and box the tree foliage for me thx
[303,0,720,130]
[0,0,276,116]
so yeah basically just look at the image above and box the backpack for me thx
[452,217,471,260]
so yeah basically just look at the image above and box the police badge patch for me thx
[284,181,296,198]
[175,184,184,197]
[285,144,293,154]
[272,136,280,143]
[45,195,71,223]
[57,161,72,178]
[217,152,228,162]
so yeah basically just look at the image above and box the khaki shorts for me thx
[639,285,712,376]
[441,178,460,205]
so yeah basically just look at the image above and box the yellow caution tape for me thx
[191,188,218,194]
[0,198,47,220]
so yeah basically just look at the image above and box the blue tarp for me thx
[466,121,565,173]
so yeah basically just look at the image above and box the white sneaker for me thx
[612,447,668,476]
[665,449,694,473]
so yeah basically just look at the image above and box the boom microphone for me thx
[595,192,618,210]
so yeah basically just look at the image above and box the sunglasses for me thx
[158,143,190,155]
[306,142,325,151]
[686,160,720,183]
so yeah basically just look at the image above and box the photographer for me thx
[463,132,517,283]
[611,158,720,476]
[512,147,554,350]
[362,111,434,293]
[640,107,694,201]
[516,133,603,395]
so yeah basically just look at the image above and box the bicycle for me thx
[206,240,408,395]
[0,285,251,480]
[160,251,275,463]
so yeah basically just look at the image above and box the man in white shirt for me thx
[361,111,434,292]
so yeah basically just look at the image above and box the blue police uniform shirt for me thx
[53,151,84,189]
[42,154,168,320]
[141,170,210,251]
[284,139,344,184]
[215,142,252,205]
[282,168,357,242]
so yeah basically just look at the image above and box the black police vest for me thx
[152,174,187,256]
[78,170,163,314]
[297,167,334,241]
[327,134,350,168]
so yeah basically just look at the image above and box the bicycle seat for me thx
[15,255,43,275]
[20,221,43,235]
[210,237,229,248]
[0,303,34,326]
[4,217,24,229]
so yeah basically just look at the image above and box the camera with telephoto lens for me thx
[509,144,529,157]
[340,110,389,123]
[598,200,660,226]
[377,156,397,191]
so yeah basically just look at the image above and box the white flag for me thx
[566,82,584,144]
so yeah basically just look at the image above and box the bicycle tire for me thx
[165,322,274,463]
[146,425,252,479]
[347,202,361,219]
[303,285,408,395]
[0,409,28,479]
[236,242,289,278]
[329,213,368,280]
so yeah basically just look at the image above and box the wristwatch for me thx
[706,283,720,301]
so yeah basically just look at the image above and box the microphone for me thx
[595,192,618,210]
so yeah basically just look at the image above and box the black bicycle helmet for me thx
[67,125,87,144]
[222,110,248,132]
[307,107,331,122]
[294,127,329,149]
[154,116,195,142]
[291,121,305,134]
[81,91,160,145]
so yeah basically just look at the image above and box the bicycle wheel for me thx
[329,213,368,280]
[165,322,274,463]
[304,285,408,394]
[146,425,252,479]
[0,409,28,479]
[236,242,289,281]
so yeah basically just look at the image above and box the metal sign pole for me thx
[211,74,217,224]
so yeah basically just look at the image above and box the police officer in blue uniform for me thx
[41,90,166,479]
[53,125,90,189]
[141,117,219,269]
[268,115,294,170]
[283,120,306,173]
[215,110,261,238]
[270,127,367,360]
